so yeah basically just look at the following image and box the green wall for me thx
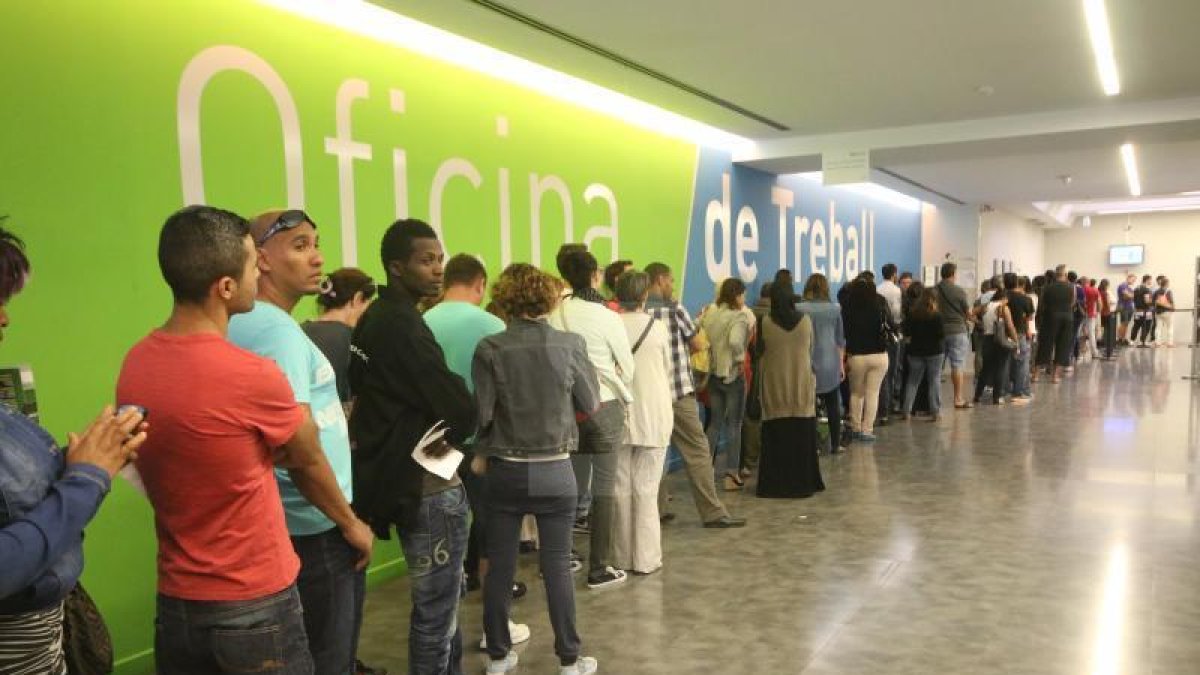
[0,1,695,671]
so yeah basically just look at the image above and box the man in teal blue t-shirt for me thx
[424,253,534,650]
[424,255,505,392]
[227,209,378,675]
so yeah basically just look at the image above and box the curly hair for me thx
[0,217,31,304]
[492,263,563,319]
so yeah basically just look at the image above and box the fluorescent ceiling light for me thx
[1119,143,1141,197]
[1084,0,1121,96]
[258,0,754,153]
[790,172,923,211]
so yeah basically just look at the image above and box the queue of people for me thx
[0,199,1179,675]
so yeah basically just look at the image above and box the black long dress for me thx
[757,417,824,498]
[754,314,825,499]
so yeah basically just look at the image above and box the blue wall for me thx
[680,149,922,313]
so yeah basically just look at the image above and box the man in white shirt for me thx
[877,264,903,419]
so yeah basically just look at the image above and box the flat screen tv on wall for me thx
[1109,244,1145,266]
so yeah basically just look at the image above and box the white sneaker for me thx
[479,621,531,650]
[560,656,598,675]
[485,651,518,674]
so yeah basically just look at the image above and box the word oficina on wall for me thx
[178,45,621,271]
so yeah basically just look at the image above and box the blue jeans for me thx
[904,354,944,415]
[1009,336,1031,397]
[155,585,313,675]
[706,373,745,476]
[398,486,469,675]
[878,342,899,417]
[292,527,365,675]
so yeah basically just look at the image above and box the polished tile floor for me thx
[358,346,1200,674]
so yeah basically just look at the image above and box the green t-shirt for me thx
[423,301,506,391]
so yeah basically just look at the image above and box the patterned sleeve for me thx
[675,304,698,341]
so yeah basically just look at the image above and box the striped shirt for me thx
[0,603,66,675]
[646,298,698,400]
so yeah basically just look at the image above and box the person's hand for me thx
[470,455,488,476]
[341,517,375,571]
[67,405,148,479]
[424,438,456,459]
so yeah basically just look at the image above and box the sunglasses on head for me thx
[257,210,317,246]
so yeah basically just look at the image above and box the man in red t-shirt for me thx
[117,206,365,674]
[1082,277,1101,360]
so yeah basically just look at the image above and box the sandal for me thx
[954,401,974,409]
[725,472,745,487]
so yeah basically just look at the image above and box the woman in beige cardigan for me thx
[755,283,825,498]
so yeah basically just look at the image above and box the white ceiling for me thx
[375,0,1200,209]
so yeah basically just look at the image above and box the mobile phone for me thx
[116,404,148,421]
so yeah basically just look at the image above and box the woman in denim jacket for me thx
[0,223,147,673]
[472,264,603,675]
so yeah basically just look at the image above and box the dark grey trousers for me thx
[574,400,625,576]
[483,458,580,666]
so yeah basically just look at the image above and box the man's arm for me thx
[405,325,478,448]
[676,305,704,353]
[276,410,374,568]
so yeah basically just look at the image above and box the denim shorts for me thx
[944,333,971,369]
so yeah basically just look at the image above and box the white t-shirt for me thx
[982,301,1005,336]
[877,280,903,323]
[620,313,674,448]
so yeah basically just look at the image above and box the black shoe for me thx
[660,512,676,523]
[519,540,537,554]
[703,516,747,528]
[876,416,889,426]
[572,516,591,534]
[586,566,628,589]
[356,659,388,675]
[512,581,527,599]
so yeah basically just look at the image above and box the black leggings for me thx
[1102,314,1117,357]
[818,389,842,449]
[975,340,1012,403]
[1036,313,1074,368]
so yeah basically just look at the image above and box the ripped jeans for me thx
[398,485,470,675]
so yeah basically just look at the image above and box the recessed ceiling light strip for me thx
[259,0,755,151]
[1119,143,1141,197]
[1084,0,1121,96]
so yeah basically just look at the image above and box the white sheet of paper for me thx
[411,420,464,481]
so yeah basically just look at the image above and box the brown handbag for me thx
[62,583,114,674]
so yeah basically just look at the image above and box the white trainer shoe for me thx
[485,651,518,674]
[479,621,531,650]
[559,656,599,675]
